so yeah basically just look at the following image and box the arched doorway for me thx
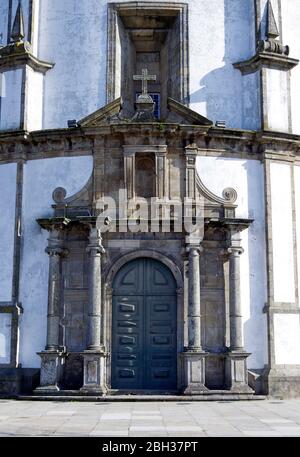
[111,258,177,390]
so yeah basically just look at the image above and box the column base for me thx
[225,351,253,393]
[35,351,65,392]
[80,351,107,395]
[181,350,209,395]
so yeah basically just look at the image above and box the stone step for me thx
[18,392,267,402]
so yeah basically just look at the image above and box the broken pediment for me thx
[77,96,213,128]
[78,97,123,127]
[166,98,213,125]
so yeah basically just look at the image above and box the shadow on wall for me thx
[242,159,268,371]
[212,157,268,372]
[189,0,255,128]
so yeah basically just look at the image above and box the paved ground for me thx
[1,399,300,437]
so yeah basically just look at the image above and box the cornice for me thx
[0,42,54,74]
[234,52,299,75]
[1,127,300,163]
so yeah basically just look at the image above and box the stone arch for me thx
[105,249,183,291]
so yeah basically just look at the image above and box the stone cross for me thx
[133,68,156,95]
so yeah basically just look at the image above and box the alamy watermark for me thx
[95,189,205,236]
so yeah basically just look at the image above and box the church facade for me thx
[1,0,300,398]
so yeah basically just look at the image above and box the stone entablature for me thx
[1,127,300,165]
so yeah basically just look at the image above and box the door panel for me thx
[112,258,177,390]
[112,295,144,389]
[145,295,177,389]
[113,259,144,295]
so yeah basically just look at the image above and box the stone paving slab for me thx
[0,399,300,437]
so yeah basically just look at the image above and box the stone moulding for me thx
[166,98,213,126]
[234,52,299,75]
[196,173,237,206]
[1,127,300,163]
[0,43,54,74]
[78,98,123,127]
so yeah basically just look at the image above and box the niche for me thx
[107,2,189,118]
[135,154,156,198]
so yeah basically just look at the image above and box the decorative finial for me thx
[266,0,279,39]
[257,0,289,56]
[11,1,25,43]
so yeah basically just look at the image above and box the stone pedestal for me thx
[225,352,253,393]
[80,352,107,394]
[35,351,65,392]
[131,93,156,122]
[181,351,208,394]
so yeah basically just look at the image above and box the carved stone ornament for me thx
[46,246,69,258]
[257,1,288,57]
[227,246,244,256]
[52,187,67,203]
[222,188,238,203]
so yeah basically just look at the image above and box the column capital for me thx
[184,143,198,155]
[86,244,105,256]
[45,246,69,257]
[87,227,105,255]
[186,244,203,254]
[123,149,136,157]
[227,246,244,256]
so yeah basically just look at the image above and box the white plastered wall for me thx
[0,162,17,366]
[270,162,295,303]
[19,156,93,368]
[0,69,23,131]
[295,166,300,306]
[265,68,289,132]
[25,67,44,131]
[281,0,300,135]
[270,161,300,365]
[196,156,268,369]
[0,163,17,302]
[0,0,9,46]
[274,314,300,365]
[0,314,12,364]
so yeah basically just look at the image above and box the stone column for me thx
[45,244,67,350]
[81,227,107,394]
[228,245,244,351]
[36,229,68,393]
[187,247,202,351]
[225,231,252,393]
[86,227,104,351]
[124,150,135,200]
[155,146,168,199]
[182,244,208,394]
[185,144,198,200]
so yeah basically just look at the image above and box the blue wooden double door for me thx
[112,258,177,390]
